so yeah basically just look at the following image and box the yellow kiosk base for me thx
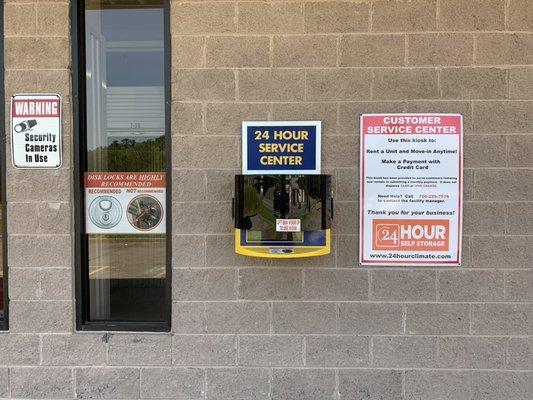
[235,229,331,258]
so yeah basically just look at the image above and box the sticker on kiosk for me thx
[276,218,301,232]
[359,114,463,266]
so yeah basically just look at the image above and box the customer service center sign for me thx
[359,114,463,266]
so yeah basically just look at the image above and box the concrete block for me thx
[108,334,171,366]
[339,303,403,335]
[463,202,506,234]
[505,270,533,302]
[5,38,69,69]
[206,235,268,267]
[306,69,372,101]
[171,102,203,135]
[75,367,140,399]
[173,69,235,101]
[506,337,533,370]
[472,371,532,400]
[373,336,438,368]
[4,3,35,35]
[10,301,71,333]
[238,335,303,366]
[371,270,436,301]
[439,270,505,302]
[509,0,533,30]
[372,0,437,31]
[7,169,71,203]
[407,33,474,66]
[172,170,206,202]
[172,36,204,68]
[5,69,70,97]
[441,68,507,99]
[509,67,533,99]
[340,34,405,67]
[207,36,270,68]
[172,302,206,333]
[173,269,236,301]
[10,367,73,399]
[172,136,240,168]
[322,136,359,168]
[303,269,368,300]
[336,169,359,202]
[0,334,40,365]
[476,33,533,65]
[36,3,69,36]
[472,236,533,268]
[238,69,305,101]
[206,302,270,334]
[172,335,236,366]
[472,304,532,335]
[206,368,270,400]
[273,35,336,67]
[272,369,336,400]
[0,368,7,398]
[40,268,71,301]
[439,0,505,31]
[140,368,204,399]
[406,303,469,335]
[464,136,506,168]
[438,337,507,369]
[206,169,241,201]
[173,201,233,235]
[474,170,533,201]
[473,101,533,133]
[272,302,336,334]
[8,235,71,268]
[7,202,70,235]
[42,334,106,366]
[272,103,338,136]
[339,369,402,400]
[508,136,533,167]
[172,235,205,268]
[238,268,302,300]
[171,2,235,34]
[8,268,41,300]
[238,2,304,34]
[373,68,439,100]
[306,336,369,367]
[206,103,269,135]
[304,1,369,33]
[404,370,473,400]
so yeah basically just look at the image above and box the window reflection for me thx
[84,1,167,322]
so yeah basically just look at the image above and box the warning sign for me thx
[359,114,463,266]
[85,172,166,234]
[11,94,62,169]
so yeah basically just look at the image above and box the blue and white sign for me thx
[242,121,321,175]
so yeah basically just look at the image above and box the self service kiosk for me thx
[233,174,333,258]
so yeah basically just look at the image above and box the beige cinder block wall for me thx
[1,0,532,399]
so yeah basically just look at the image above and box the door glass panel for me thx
[84,0,166,322]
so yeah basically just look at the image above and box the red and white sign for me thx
[359,114,463,266]
[276,218,301,232]
[85,172,166,234]
[11,94,62,168]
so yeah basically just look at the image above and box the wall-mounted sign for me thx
[359,114,463,266]
[242,121,321,174]
[85,172,166,234]
[11,94,62,169]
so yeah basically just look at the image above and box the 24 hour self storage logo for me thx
[372,219,449,251]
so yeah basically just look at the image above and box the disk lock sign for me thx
[242,121,321,174]
[359,114,463,266]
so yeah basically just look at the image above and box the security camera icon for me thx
[14,120,37,133]
[88,196,122,229]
